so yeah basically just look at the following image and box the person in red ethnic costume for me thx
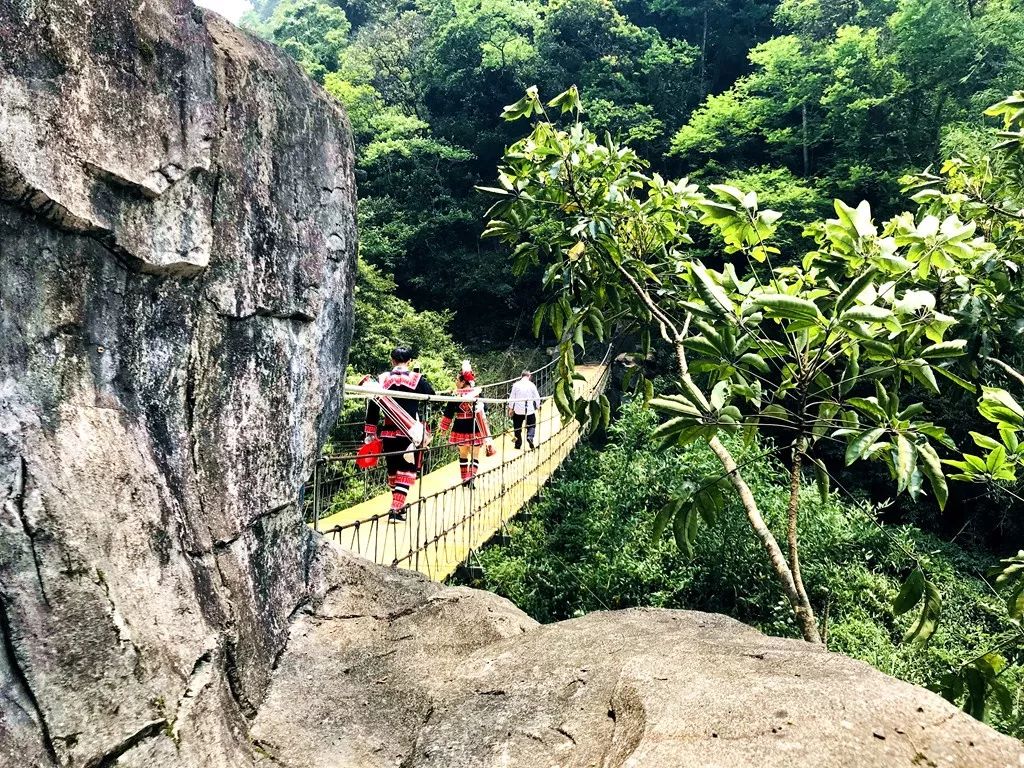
[364,347,435,521]
[438,361,491,488]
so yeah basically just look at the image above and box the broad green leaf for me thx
[691,263,737,321]
[554,378,572,416]
[920,340,967,360]
[893,568,925,616]
[916,442,948,510]
[502,86,543,120]
[653,499,682,541]
[985,445,1007,474]
[841,305,893,323]
[753,294,821,322]
[845,427,886,465]
[979,387,1024,429]
[840,348,860,396]
[934,365,976,392]
[992,678,1015,719]
[710,380,730,410]
[963,666,987,720]
[738,352,770,374]
[650,397,701,417]
[685,504,700,554]
[546,85,581,114]
[847,397,888,422]
[588,399,602,434]
[908,360,939,394]
[834,268,878,314]
[673,503,691,555]
[651,416,694,442]
[852,200,876,238]
[903,580,941,645]
[1008,580,1024,620]
[897,403,927,420]
[809,456,830,502]
[532,305,546,339]
[895,434,916,494]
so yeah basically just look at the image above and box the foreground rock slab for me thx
[254,549,1024,768]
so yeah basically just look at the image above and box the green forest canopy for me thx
[245,0,1024,341]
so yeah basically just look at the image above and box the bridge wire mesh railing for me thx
[306,349,611,577]
[305,356,558,520]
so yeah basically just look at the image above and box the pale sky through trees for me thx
[194,0,252,22]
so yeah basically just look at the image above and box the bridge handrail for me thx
[307,344,612,528]
[339,385,554,405]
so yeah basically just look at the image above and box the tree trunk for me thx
[708,436,822,643]
[801,102,809,177]
[700,9,709,100]
[786,439,818,642]
[667,334,822,643]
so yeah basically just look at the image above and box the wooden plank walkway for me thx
[315,364,606,581]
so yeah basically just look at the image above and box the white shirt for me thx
[508,378,541,415]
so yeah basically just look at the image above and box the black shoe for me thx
[513,441,522,450]
[388,509,407,522]
[527,440,535,450]
[462,478,475,489]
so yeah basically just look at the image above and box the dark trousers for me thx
[383,435,419,474]
[512,412,536,447]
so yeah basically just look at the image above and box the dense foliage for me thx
[459,398,1024,736]
[478,84,1024,717]
[245,0,1024,341]
[242,0,1024,731]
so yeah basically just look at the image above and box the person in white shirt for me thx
[508,370,542,449]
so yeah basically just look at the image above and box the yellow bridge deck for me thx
[314,364,606,581]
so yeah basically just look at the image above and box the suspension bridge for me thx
[306,350,610,581]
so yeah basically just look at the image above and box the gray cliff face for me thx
[1,3,1023,768]
[0,2,356,765]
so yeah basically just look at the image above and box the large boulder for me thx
[253,549,1024,768]
[0,2,356,766]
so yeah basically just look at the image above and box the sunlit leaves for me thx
[689,263,737,321]
[502,85,544,120]
[482,87,1024,667]
[985,91,1024,152]
[978,387,1024,429]
[653,478,730,556]
[696,185,782,256]
[753,293,821,323]
[546,85,582,115]
[990,551,1024,620]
